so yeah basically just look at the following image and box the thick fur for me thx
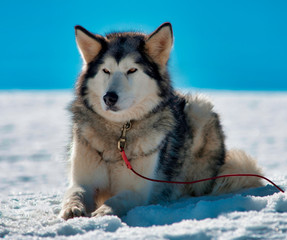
[60,23,263,220]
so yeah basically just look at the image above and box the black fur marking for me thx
[85,52,106,79]
[135,54,172,101]
[77,49,107,112]
[106,34,146,63]
[83,98,95,113]
[154,95,188,200]
[157,95,188,180]
[212,113,226,167]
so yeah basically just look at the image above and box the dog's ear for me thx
[145,22,173,66]
[75,26,105,64]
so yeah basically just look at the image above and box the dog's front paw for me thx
[59,203,87,220]
[91,205,115,218]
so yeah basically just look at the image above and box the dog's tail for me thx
[212,149,264,195]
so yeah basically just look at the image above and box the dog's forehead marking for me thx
[103,55,141,71]
[106,35,144,63]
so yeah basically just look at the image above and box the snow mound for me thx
[123,186,281,227]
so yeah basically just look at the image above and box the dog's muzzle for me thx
[103,91,118,108]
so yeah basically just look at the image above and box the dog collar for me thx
[118,122,132,151]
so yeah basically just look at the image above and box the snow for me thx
[0,90,287,239]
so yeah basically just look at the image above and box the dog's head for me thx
[75,23,173,123]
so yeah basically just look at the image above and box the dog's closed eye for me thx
[103,68,110,74]
[127,68,137,74]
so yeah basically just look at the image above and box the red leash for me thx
[120,148,285,193]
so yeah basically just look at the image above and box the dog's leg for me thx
[60,136,108,220]
[59,185,94,220]
[91,190,144,217]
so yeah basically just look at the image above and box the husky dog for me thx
[60,22,263,220]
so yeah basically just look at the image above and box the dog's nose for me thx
[103,91,118,107]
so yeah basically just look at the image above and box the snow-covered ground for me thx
[0,90,287,239]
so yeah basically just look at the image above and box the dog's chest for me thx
[107,151,160,195]
[81,123,166,193]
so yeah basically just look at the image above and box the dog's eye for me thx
[127,68,137,74]
[103,68,110,74]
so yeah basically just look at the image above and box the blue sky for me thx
[0,0,286,90]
